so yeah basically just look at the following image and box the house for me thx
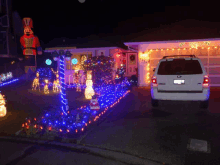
[124,19,220,87]
[44,35,138,84]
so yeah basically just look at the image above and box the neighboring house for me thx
[44,36,138,84]
[124,19,220,87]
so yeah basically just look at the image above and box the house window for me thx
[66,60,71,70]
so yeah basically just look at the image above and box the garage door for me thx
[149,47,220,86]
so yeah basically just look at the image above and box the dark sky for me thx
[11,0,217,44]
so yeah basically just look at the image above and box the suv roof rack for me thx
[162,55,196,59]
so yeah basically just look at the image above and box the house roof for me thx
[44,35,128,50]
[127,19,220,43]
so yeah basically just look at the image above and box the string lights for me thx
[21,79,131,135]
[32,72,40,91]
[0,92,6,117]
[140,41,219,85]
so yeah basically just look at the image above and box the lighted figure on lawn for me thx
[32,72,40,91]
[85,71,95,99]
[76,72,81,92]
[0,92,6,117]
[53,74,61,92]
[44,79,49,94]
[90,94,100,110]
[20,18,42,56]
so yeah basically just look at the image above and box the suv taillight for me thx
[152,76,158,87]
[203,75,210,88]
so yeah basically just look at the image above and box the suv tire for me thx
[151,98,159,107]
[200,99,209,109]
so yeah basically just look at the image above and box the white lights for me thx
[85,71,95,99]
[0,92,6,117]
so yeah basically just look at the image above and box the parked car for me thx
[151,55,210,110]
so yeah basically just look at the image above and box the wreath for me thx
[130,55,135,61]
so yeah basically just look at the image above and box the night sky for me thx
[11,0,218,44]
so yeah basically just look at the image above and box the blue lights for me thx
[71,58,78,65]
[45,59,52,65]
[0,78,19,87]
[60,55,68,116]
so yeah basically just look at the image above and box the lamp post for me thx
[52,50,71,116]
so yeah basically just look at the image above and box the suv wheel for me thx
[200,99,209,109]
[151,98,159,107]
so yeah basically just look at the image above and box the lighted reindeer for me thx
[53,74,61,92]
[32,72,40,91]
[44,79,49,94]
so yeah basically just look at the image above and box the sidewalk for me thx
[0,136,161,165]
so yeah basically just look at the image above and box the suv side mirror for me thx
[153,68,155,72]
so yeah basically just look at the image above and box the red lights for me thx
[59,129,62,132]
[152,76,158,87]
[75,129,78,133]
[49,127,52,131]
[67,129,70,133]
[22,124,24,127]
[203,75,210,88]
[34,124,37,128]
[81,128,84,131]
[85,123,87,126]
[89,120,91,124]
[34,118,36,121]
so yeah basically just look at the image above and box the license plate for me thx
[174,79,185,84]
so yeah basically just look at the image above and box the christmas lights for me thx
[21,79,131,136]
[85,71,95,99]
[0,79,19,87]
[44,79,49,94]
[53,73,61,93]
[0,92,6,117]
[0,72,13,83]
[32,72,40,91]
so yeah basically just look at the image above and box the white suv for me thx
[151,55,210,109]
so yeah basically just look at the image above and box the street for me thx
[79,87,220,165]
[1,81,220,165]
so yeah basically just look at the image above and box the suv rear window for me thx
[157,59,203,75]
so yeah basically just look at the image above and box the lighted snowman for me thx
[0,92,6,117]
[44,79,49,94]
[85,71,94,99]
[32,72,40,91]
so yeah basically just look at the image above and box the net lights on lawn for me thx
[85,71,95,99]
[21,80,131,134]
[0,92,6,117]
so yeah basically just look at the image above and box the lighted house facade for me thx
[44,37,138,84]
